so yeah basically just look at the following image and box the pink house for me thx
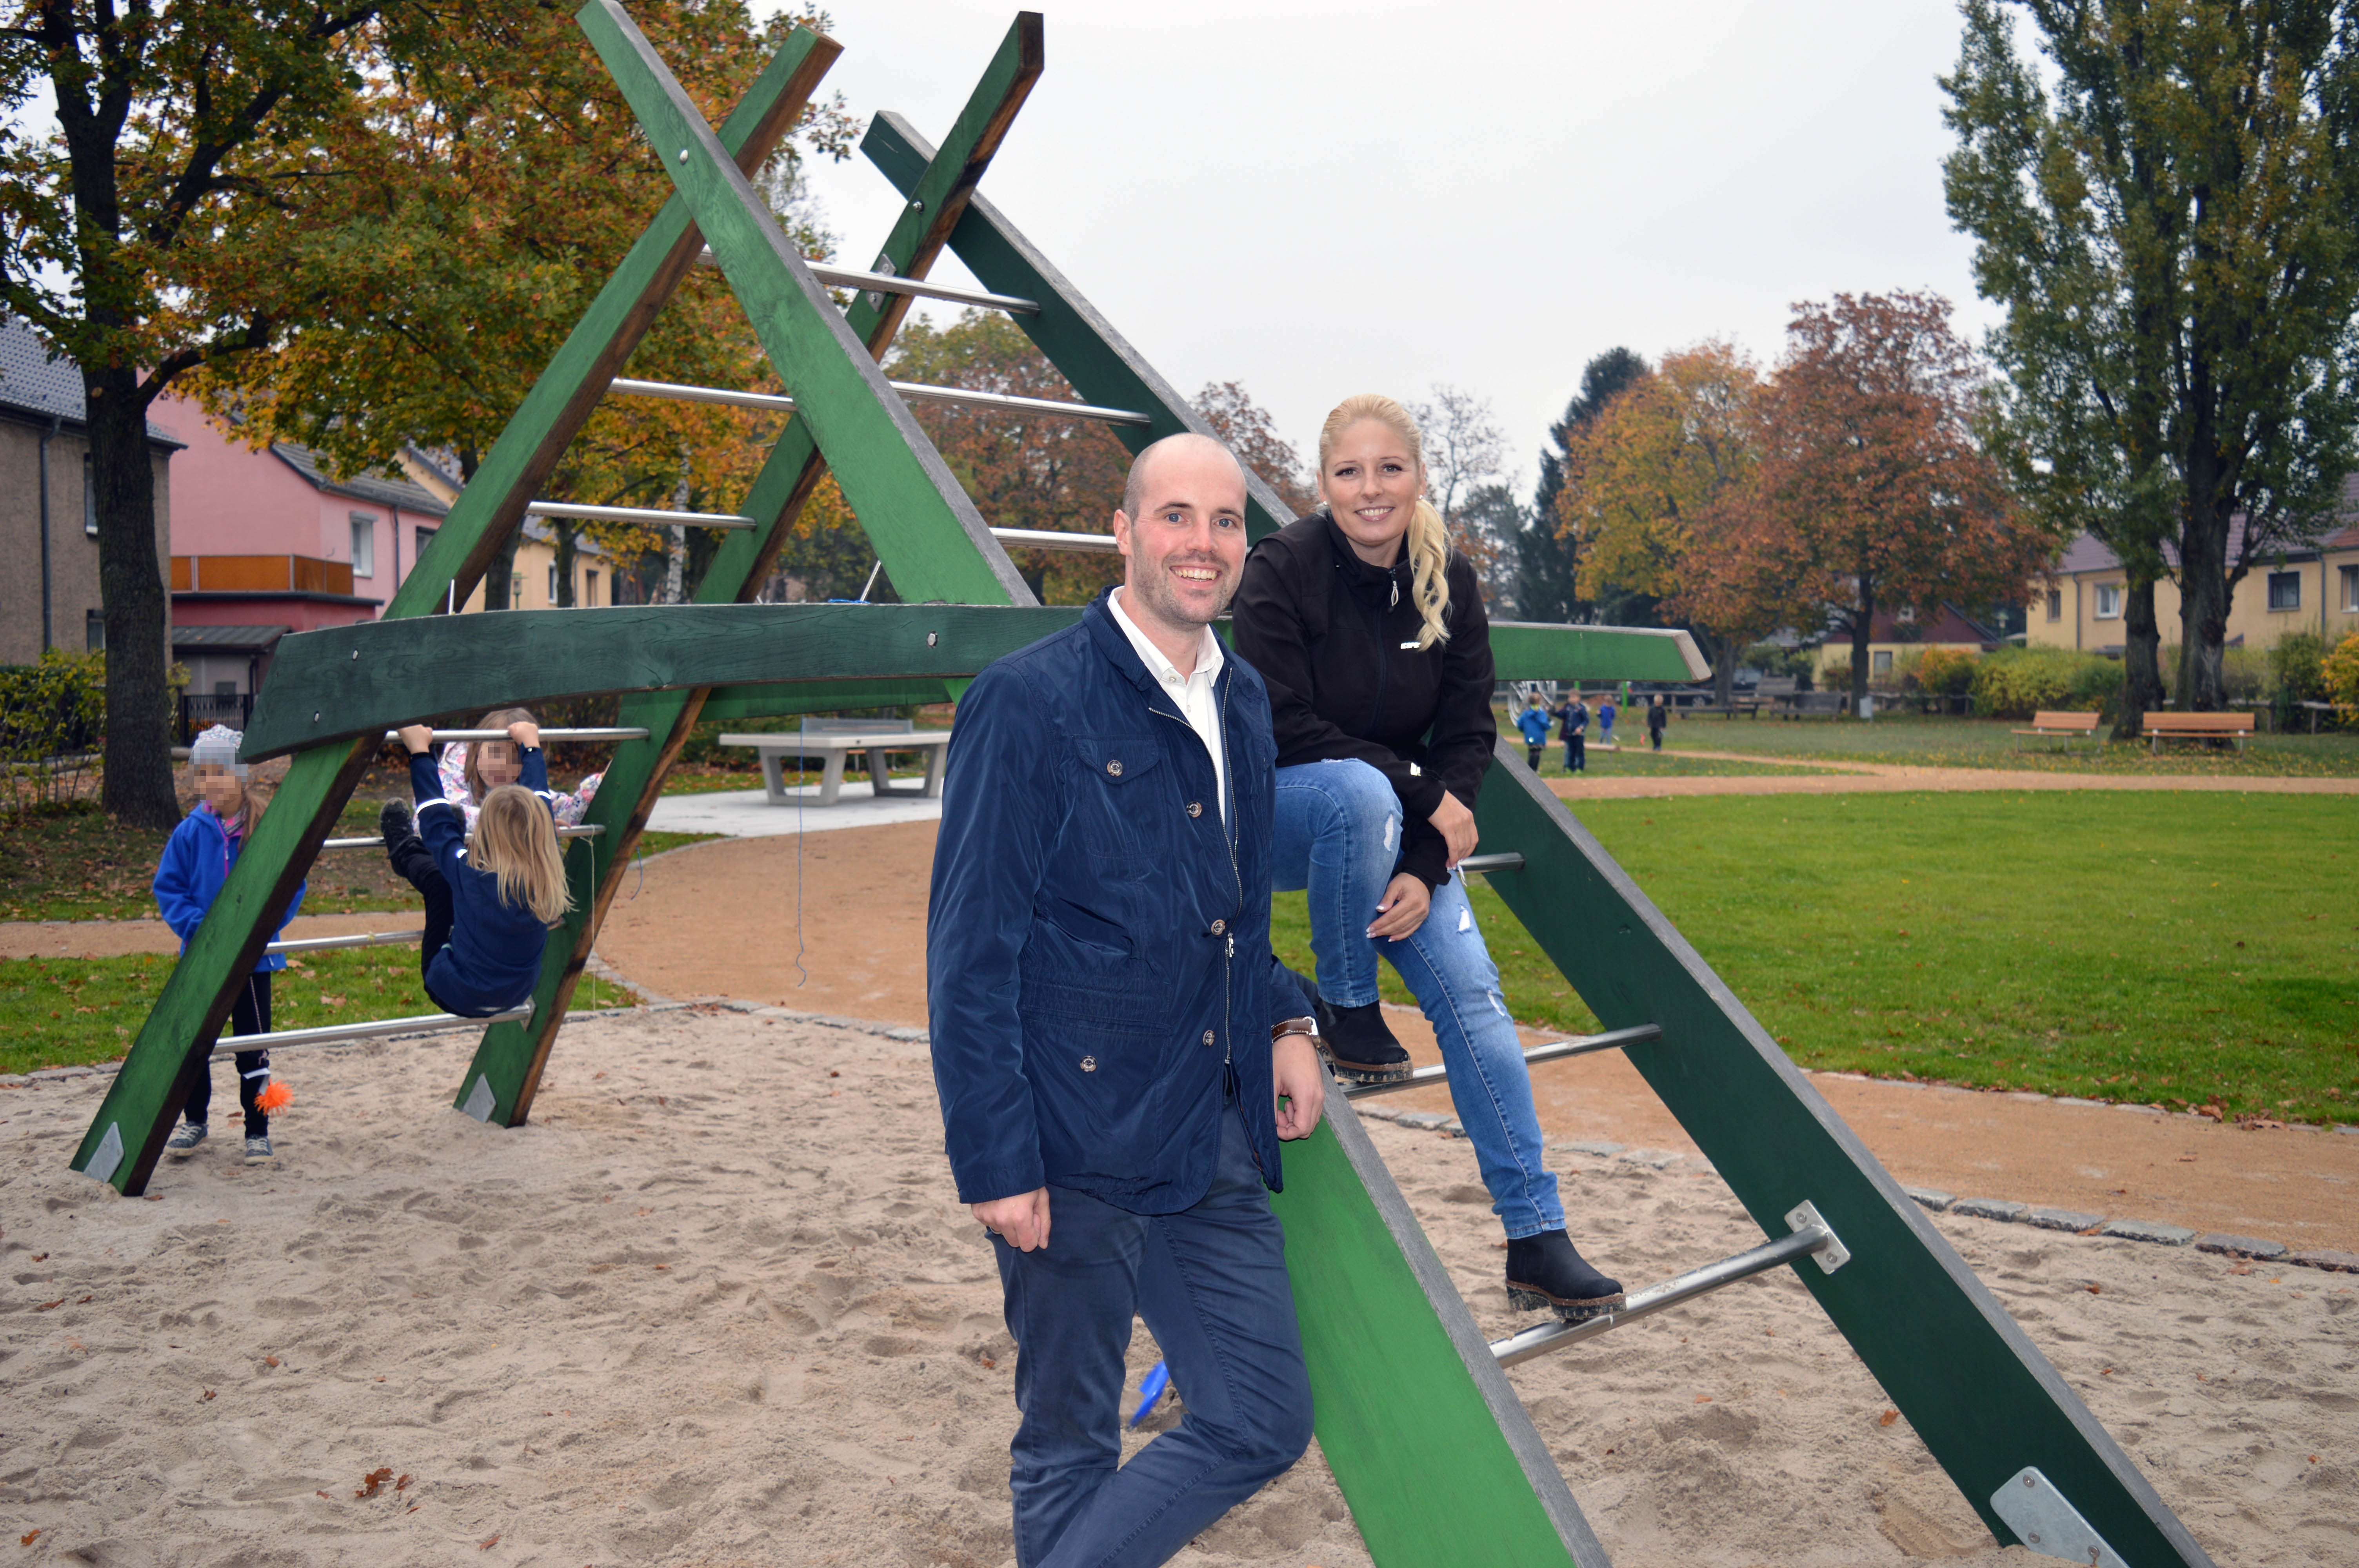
[149,392,449,704]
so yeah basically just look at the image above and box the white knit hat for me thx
[189,724,248,779]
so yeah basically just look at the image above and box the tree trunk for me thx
[2112,574,2166,740]
[90,367,179,828]
[1708,628,1735,707]
[2175,498,2232,711]
[1847,582,1876,710]
[552,523,577,608]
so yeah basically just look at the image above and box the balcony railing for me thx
[171,555,357,596]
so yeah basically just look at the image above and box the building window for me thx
[82,454,97,536]
[2342,563,2358,612]
[414,526,436,567]
[583,570,599,607]
[2094,583,2124,619]
[85,610,104,651]
[549,564,562,602]
[2045,588,2062,621]
[1871,650,1894,675]
[2266,570,2301,611]
[349,513,376,578]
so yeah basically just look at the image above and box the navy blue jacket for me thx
[927,590,1304,1214]
[412,748,556,1016]
[153,806,305,973]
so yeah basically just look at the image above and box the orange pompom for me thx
[256,1080,293,1113]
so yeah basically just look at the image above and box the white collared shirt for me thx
[1108,588,1227,826]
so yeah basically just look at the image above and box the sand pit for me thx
[2,1007,2350,1566]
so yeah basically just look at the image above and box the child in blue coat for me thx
[377,719,572,1018]
[1598,695,1619,749]
[154,726,304,1165]
[1516,697,1553,770]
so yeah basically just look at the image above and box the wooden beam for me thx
[70,25,845,1196]
[1470,740,2211,1566]
[864,111,1303,544]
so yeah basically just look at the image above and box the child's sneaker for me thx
[165,1120,207,1156]
[379,798,414,848]
[243,1134,275,1165]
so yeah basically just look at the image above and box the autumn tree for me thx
[1555,343,1776,703]
[1193,380,1311,515]
[1517,348,1648,624]
[1944,0,2359,719]
[1723,291,2054,708]
[1403,385,1511,591]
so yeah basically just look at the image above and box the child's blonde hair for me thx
[467,784,572,926]
[463,707,537,804]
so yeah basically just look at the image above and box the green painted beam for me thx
[71,27,843,1196]
[1469,740,2210,1566]
[578,0,1029,608]
[1271,1098,1609,1568]
[864,112,1303,544]
[458,11,1047,1127]
[699,680,955,722]
[1487,623,1708,684]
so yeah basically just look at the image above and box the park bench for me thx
[1774,690,1846,719]
[2140,711,2254,753]
[1688,675,1793,719]
[2010,710,2101,748]
[720,718,952,805]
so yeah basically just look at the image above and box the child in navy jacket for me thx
[377,719,572,1018]
[155,725,304,1165]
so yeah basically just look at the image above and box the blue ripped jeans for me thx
[1272,759,1565,1239]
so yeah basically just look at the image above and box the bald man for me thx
[927,433,1325,1567]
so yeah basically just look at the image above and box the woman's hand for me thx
[396,724,434,756]
[507,719,541,750]
[1367,872,1430,942]
[1428,789,1477,867]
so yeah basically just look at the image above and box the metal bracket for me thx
[1785,1200,1851,1274]
[1991,1467,2128,1567]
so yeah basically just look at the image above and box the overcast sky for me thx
[777,0,2003,506]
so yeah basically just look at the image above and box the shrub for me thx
[1968,647,2119,719]
[2157,643,2268,704]
[1910,646,1979,696]
[2323,633,2359,711]
[1741,641,1817,687]
[0,650,106,815]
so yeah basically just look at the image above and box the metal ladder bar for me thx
[696,245,1040,313]
[317,824,606,851]
[379,728,650,744]
[208,1005,533,1058]
[525,500,756,528]
[992,526,1117,554]
[1341,1025,1661,1102]
[264,929,425,957]
[607,372,1151,428]
[1491,1203,1849,1368]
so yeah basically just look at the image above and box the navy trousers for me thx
[990,1094,1313,1568]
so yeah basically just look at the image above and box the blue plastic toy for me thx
[1128,1359,1170,1426]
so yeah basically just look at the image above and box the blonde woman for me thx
[380,719,573,1018]
[1230,394,1624,1321]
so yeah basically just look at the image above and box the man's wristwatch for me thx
[1270,1016,1318,1045]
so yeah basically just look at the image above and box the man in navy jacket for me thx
[929,433,1327,1568]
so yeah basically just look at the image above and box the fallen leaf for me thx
[199,1389,215,1401]
[77,1294,89,1304]
[20,1530,40,1546]
[143,1194,163,1202]
[2085,1284,2102,1295]
[479,1534,500,1550]
[2101,1368,2114,1376]
[828,1070,840,1078]
[316,1490,333,1501]
[981,1357,996,1369]
[593,1071,606,1080]
[35,1299,62,1311]
[1694,1395,1712,1405]
[1877,1409,1898,1426]
[356,1466,394,1499]
[264,1354,280,1367]
[395,1474,411,1492]
[29,1253,44,1262]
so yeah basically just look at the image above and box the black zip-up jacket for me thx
[1230,507,1496,891]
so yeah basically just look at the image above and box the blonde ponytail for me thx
[1317,394,1453,651]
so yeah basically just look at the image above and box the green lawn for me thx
[1273,790,2359,1125]
[1655,711,2359,776]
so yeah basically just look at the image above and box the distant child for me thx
[1647,693,1668,751]
[1557,691,1589,773]
[154,726,303,1165]
[1598,695,1618,749]
[379,719,573,1018]
[1516,696,1552,770]
[438,707,602,829]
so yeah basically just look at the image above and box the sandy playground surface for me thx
[2,1005,2352,1566]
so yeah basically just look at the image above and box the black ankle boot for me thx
[1314,995,1412,1083]
[380,798,415,850]
[1505,1230,1625,1321]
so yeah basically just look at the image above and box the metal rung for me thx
[608,374,1152,429]
[525,500,755,528]
[1341,1024,1661,1101]
[695,245,1040,314]
[265,929,423,957]
[1456,851,1526,874]
[210,1004,533,1057]
[318,824,607,851]
[992,527,1120,555]
[1490,1201,1850,1368]
[379,728,650,744]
